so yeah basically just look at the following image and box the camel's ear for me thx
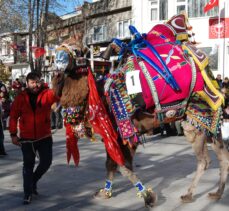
[82,46,90,56]
[101,44,113,60]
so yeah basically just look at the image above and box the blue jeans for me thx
[21,137,53,196]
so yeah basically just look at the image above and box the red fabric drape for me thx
[65,122,80,166]
[87,68,124,166]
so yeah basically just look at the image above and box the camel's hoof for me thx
[208,192,221,200]
[141,189,157,208]
[94,189,112,200]
[180,194,193,203]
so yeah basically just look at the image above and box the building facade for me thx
[0,32,30,82]
[82,0,132,71]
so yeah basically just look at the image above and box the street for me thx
[0,129,228,211]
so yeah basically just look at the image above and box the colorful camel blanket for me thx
[128,18,223,111]
[186,93,222,136]
[137,23,204,109]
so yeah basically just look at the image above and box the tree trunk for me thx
[28,0,36,72]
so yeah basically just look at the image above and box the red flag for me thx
[10,43,18,50]
[209,17,229,39]
[204,0,219,13]
[32,47,46,59]
[87,68,124,166]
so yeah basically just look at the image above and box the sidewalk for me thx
[0,129,228,211]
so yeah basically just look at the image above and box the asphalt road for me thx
[0,129,228,211]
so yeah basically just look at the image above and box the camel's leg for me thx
[208,137,229,200]
[119,165,157,207]
[94,152,118,199]
[94,139,135,199]
[181,123,211,203]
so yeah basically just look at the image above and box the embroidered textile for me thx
[136,24,204,109]
[107,71,138,146]
[186,94,222,136]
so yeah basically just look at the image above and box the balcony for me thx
[0,54,14,64]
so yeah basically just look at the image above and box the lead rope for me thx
[19,134,53,159]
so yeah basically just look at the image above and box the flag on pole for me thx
[31,47,46,59]
[204,0,219,13]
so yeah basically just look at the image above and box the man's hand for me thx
[11,136,21,147]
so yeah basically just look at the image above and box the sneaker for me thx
[23,194,32,205]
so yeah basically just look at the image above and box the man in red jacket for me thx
[9,72,58,205]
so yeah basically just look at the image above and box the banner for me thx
[209,17,229,39]
[31,47,46,59]
[204,0,219,13]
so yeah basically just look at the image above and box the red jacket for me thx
[9,89,58,140]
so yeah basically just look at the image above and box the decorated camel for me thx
[52,14,229,207]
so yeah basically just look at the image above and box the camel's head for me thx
[53,39,90,108]
[55,44,89,76]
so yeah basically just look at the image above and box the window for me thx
[159,0,168,20]
[200,47,218,71]
[149,0,168,21]
[151,8,157,21]
[117,20,131,38]
[93,25,107,42]
[149,0,158,21]
[176,0,187,14]
[188,0,218,18]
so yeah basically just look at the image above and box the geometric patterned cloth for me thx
[186,93,222,136]
[107,72,138,147]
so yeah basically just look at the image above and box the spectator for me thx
[175,120,184,136]
[9,72,58,205]
[12,78,22,94]
[51,102,63,129]
[0,102,7,156]
[216,74,223,89]
[222,77,229,90]
[222,99,229,149]
[0,82,10,129]
[40,78,49,89]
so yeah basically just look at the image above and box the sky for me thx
[54,0,92,16]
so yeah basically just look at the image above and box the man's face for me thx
[27,78,41,94]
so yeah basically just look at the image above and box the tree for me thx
[1,0,82,74]
[0,0,27,33]
[0,60,11,82]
